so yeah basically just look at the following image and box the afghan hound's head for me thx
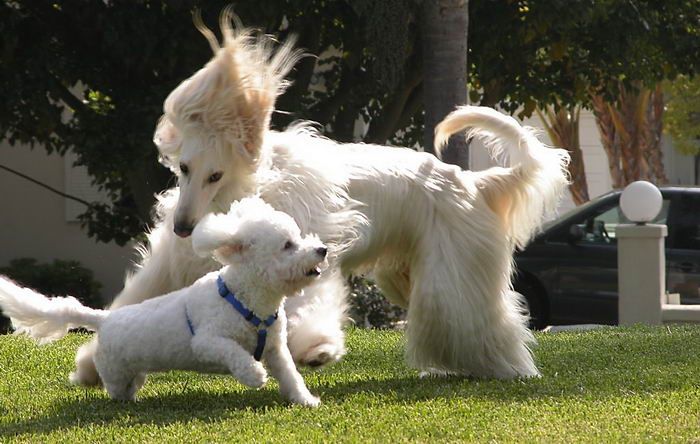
[153,7,302,237]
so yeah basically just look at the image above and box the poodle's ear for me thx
[191,213,246,260]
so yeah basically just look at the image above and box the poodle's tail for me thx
[0,276,107,343]
[435,105,571,249]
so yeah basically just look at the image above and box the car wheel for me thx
[515,279,548,330]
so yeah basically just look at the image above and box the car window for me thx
[670,194,700,250]
[569,199,670,245]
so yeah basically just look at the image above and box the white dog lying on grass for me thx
[0,197,325,406]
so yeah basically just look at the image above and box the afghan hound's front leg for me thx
[373,266,411,308]
[285,270,348,368]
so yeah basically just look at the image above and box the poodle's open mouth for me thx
[305,267,321,277]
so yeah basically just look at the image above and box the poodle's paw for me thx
[238,361,268,388]
[71,341,102,387]
[288,391,321,408]
[69,367,102,387]
[296,339,345,369]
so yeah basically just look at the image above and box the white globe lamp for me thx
[620,181,663,224]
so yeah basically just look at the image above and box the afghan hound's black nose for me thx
[316,247,328,258]
[174,222,193,238]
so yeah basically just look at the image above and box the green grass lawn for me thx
[1,326,699,443]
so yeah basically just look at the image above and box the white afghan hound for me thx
[72,10,569,385]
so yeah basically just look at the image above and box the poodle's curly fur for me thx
[0,198,325,406]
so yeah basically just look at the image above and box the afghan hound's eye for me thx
[283,240,295,250]
[179,163,189,176]
[208,172,223,183]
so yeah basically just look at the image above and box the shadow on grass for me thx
[3,326,699,437]
[3,368,695,437]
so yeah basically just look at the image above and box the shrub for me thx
[0,258,103,333]
[348,276,406,329]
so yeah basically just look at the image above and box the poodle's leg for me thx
[405,235,539,379]
[94,357,145,401]
[265,341,320,407]
[129,372,148,398]
[285,270,348,368]
[101,374,145,401]
[72,250,173,386]
[70,338,101,387]
[72,229,190,387]
[190,334,268,388]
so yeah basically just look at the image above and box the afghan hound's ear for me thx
[191,213,247,261]
[153,116,181,172]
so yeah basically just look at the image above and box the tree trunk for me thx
[644,84,668,183]
[591,81,667,188]
[537,105,589,205]
[421,0,469,168]
[364,48,423,145]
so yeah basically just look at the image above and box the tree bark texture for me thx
[537,105,590,205]
[421,0,469,168]
[591,82,668,188]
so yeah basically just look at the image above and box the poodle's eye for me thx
[208,172,223,184]
[179,163,189,176]
[283,240,295,251]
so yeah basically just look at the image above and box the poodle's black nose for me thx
[316,247,328,258]
[174,222,193,238]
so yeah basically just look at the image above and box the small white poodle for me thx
[0,197,326,406]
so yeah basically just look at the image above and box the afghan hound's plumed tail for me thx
[435,106,571,248]
[0,276,107,343]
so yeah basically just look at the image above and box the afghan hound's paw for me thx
[418,369,457,379]
[296,339,345,368]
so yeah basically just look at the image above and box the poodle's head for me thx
[153,8,302,238]
[191,197,328,295]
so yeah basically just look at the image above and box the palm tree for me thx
[537,105,590,205]
[591,82,667,188]
[421,0,469,168]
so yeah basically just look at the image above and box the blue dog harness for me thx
[185,276,278,361]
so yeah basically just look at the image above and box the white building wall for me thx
[0,142,135,301]
[662,134,696,185]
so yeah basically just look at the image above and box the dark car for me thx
[514,186,700,329]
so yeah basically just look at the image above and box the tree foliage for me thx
[665,75,700,156]
[469,0,698,113]
[469,0,699,198]
[7,0,695,245]
[1,0,427,244]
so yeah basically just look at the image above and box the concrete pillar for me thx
[617,224,667,325]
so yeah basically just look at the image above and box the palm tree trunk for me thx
[591,94,624,188]
[537,105,589,205]
[421,0,469,168]
[645,84,668,183]
[591,81,667,188]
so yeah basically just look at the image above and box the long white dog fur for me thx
[0,198,325,406]
[70,9,569,383]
